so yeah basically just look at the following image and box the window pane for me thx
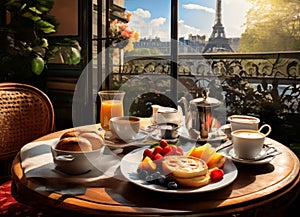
[178,0,299,53]
[125,0,171,56]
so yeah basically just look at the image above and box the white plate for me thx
[224,147,276,165]
[120,147,238,194]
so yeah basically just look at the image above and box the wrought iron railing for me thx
[111,52,299,111]
[108,51,300,144]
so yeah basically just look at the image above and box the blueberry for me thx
[152,171,161,179]
[164,176,175,186]
[137,169,148,180]
[167,181,178,190]
[156,177,165,186]
[146,174,156,183]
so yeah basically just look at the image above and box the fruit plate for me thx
[120,147,238,194]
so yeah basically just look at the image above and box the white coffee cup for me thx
[110,116,140,141]
[231,124,272,159]
[155,106,182,125]
[228,115,260,131]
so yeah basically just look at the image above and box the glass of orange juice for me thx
[98,90,125,131]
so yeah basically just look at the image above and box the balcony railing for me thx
[107,51,300,145]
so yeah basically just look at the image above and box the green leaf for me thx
[36,20,56,33]
[29,7,42,14]
[21,11,33,18]
[20,3,27,11]
[31,16,41,22]
[36,6,50,12]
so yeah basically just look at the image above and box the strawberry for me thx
[154,153,164,163]
[143,148,154,160]
[153,146,163,156]
[159,140,168,148]
[210,169,224,182]
[169,145,178,155]
[162,145,173,156]
[174,146,184,155]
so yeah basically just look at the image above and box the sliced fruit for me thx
[138,156,157,171]
[188,146,205,158]
[199,143,216,163]
[188,143,216,163]
[207,152,226,169]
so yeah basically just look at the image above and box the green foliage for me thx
[238,0,300,52]
[125,48,162,56]
[0,0,81,82]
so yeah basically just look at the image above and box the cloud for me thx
[128,8,168,40]
[178,20,202,38]
[129,8,152,32]
[182,4,215,14]
[150,17,166,27]
[131,8,151,19]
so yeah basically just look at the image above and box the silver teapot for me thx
[179,92,222,139]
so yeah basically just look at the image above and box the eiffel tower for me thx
[203,0,233,53]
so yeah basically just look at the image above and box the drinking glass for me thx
[98,90,125,131]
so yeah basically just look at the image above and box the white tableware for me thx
[179,128,227,143]
[149,129,178,143]
[231,124,272,159]
[104,131,149,149]
[120,147,238,194]
[220,124,231,139]
[51,146,104,175]
[228,115,260,131]
[151,105,182,125]
[110,116,140,142]
[223,146,280,165]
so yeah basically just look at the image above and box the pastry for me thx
[58,129,104,150]
[162,155,208,178]
[55,137,92,152]
[172,172,211,188]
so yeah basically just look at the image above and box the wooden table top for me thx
[11,124,300,217]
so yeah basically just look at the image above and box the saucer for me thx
[179,130,227,143]
[104,131,150,149]
[149,129,178,143]
[224,147,278,164]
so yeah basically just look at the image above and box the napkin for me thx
[20,138,124,184]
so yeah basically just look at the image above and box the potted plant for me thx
[0,0,81,87]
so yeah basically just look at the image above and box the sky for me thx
[125,0,253,41]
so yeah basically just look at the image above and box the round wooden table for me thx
[11,125,300,217]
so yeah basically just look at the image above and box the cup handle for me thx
[258,124,272,137]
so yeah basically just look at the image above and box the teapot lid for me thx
[191,97,221,108]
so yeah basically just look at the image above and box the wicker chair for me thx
[0,82,55,177]
[0,82,55,216]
